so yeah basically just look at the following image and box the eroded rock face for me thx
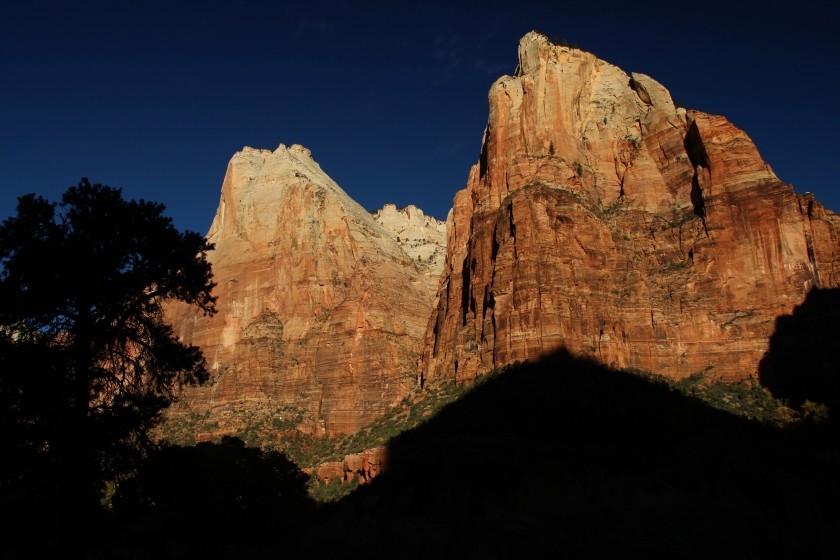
[421,32,840,385]
[372,203,447,296]
[312,446,387,484]
[167,144,435,436]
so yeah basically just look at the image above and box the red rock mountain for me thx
[420,31,840,385]
[166,144,436,436]
[168,33,838,442]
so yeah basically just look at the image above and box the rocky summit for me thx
[372,203,447,297]
[420,31,839,385]
[166,144,437,437]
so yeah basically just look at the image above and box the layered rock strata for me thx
[421,32,840,385]
[167,144,435,436]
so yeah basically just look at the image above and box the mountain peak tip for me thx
[235,143,314,158]
[275,143,313,159]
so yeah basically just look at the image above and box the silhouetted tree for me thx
[114,436,311,525]
[0,179,216,516]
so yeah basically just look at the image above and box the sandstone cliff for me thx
[421,31,840,385]
[372,203,447,296]
[309,446,387,485]
[167,144,435,437]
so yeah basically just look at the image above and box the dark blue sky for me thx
[2,1,837,234]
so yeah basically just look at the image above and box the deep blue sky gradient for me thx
[2,0,837,234]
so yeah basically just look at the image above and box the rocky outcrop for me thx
[166,144,435,437]
[421,32,840,385]
[372,203,447,296]
[311,446,387,484]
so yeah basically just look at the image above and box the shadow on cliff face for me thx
[304,349,839,559]
[20,346,838,558]
[759,287,840,418]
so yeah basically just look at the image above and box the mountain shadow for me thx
[9,349,838,558]
[759,287,840,417]
[304,349,839,559]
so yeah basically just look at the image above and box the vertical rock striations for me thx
[167,144,435,437]
[421,31,840,385]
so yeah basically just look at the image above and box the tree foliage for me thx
[0,179,216,508]
[114,436,311,525]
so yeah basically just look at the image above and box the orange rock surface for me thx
[312,446,387,484]
[166,144,435,436]
[421,32,840,385]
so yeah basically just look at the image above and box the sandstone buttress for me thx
[167,144,437,437]
[420,32,840,385]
